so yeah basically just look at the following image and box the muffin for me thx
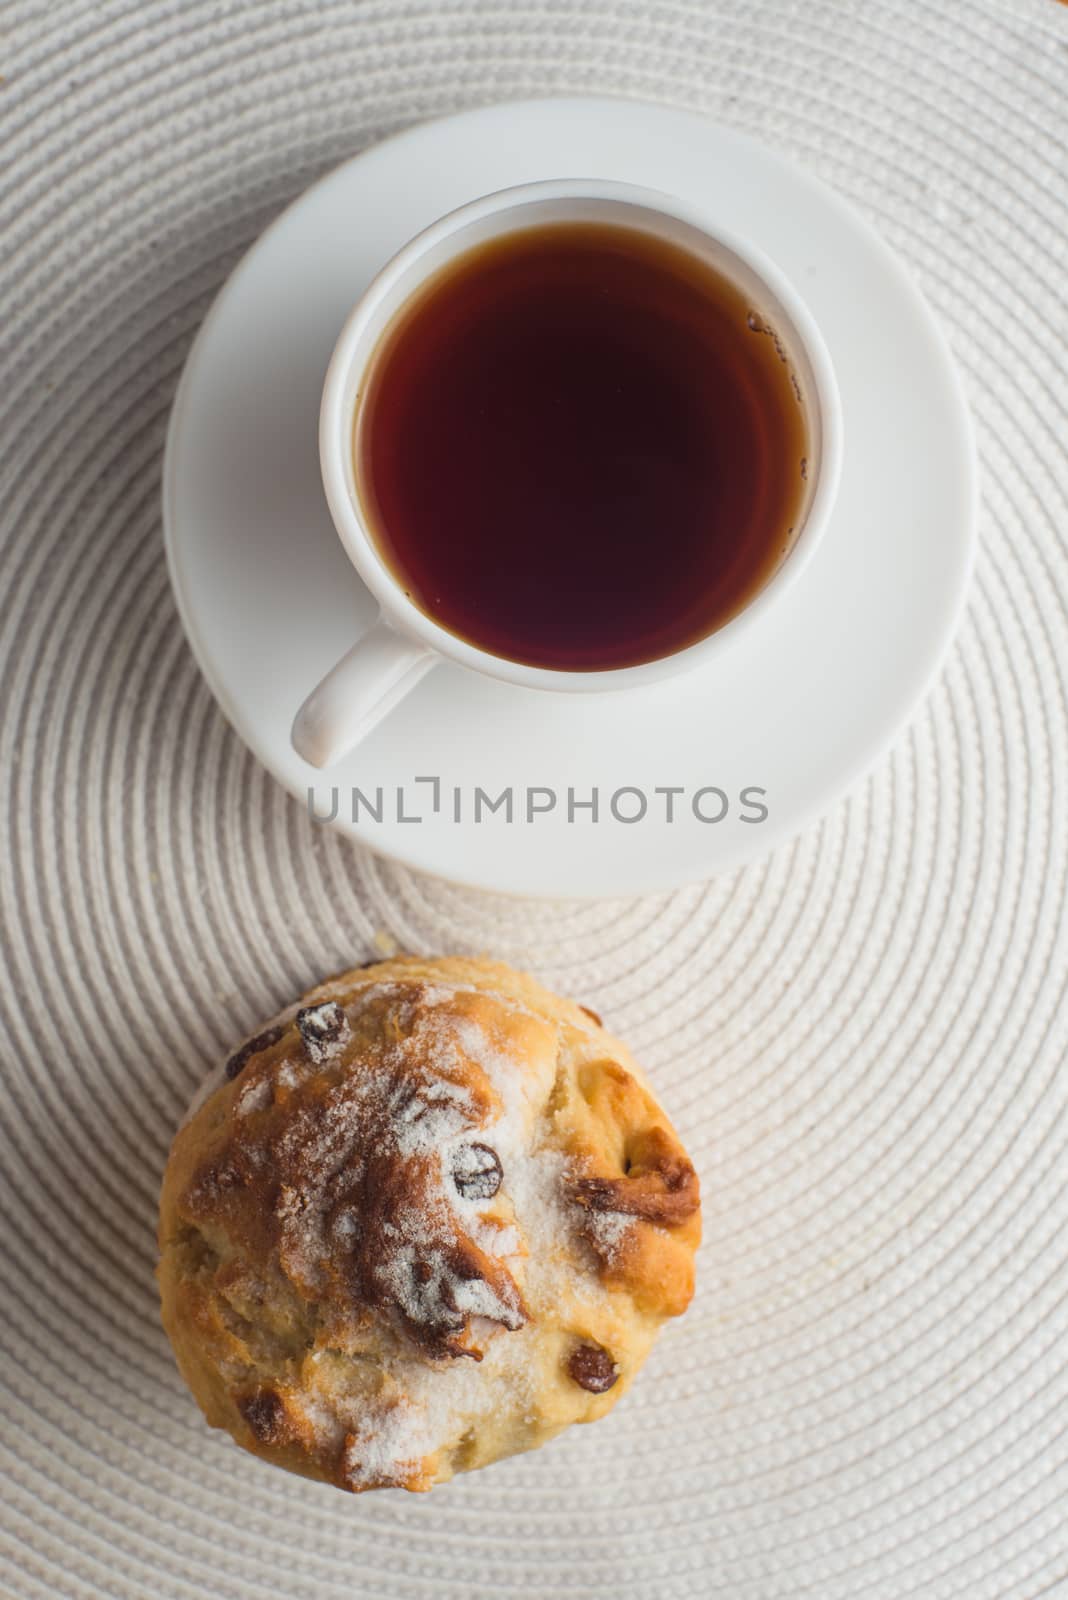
[157,956,700,1492]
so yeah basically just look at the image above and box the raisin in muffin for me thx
[157,956,700,1492]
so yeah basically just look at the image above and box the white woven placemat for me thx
[3,2,1068,1596]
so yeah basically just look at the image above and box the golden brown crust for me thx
[179,983,528,1361]
[158,956,700,1492]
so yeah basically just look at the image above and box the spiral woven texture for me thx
[2,2,1068,1596]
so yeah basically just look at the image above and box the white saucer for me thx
[163,96,976,899]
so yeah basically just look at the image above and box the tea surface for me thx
[356,221,809,670]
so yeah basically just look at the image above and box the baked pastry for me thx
[157,956,700,1492]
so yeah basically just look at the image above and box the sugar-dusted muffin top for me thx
[158,956,700,1492]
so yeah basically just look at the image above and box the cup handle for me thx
[291,617,436,768]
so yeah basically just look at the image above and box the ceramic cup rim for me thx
[319,176,843,692]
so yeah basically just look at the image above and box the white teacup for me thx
[292,179,842,769]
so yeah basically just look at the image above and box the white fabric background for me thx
[2,1,1068,1596]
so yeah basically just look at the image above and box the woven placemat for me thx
[3,2,1068,1596]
